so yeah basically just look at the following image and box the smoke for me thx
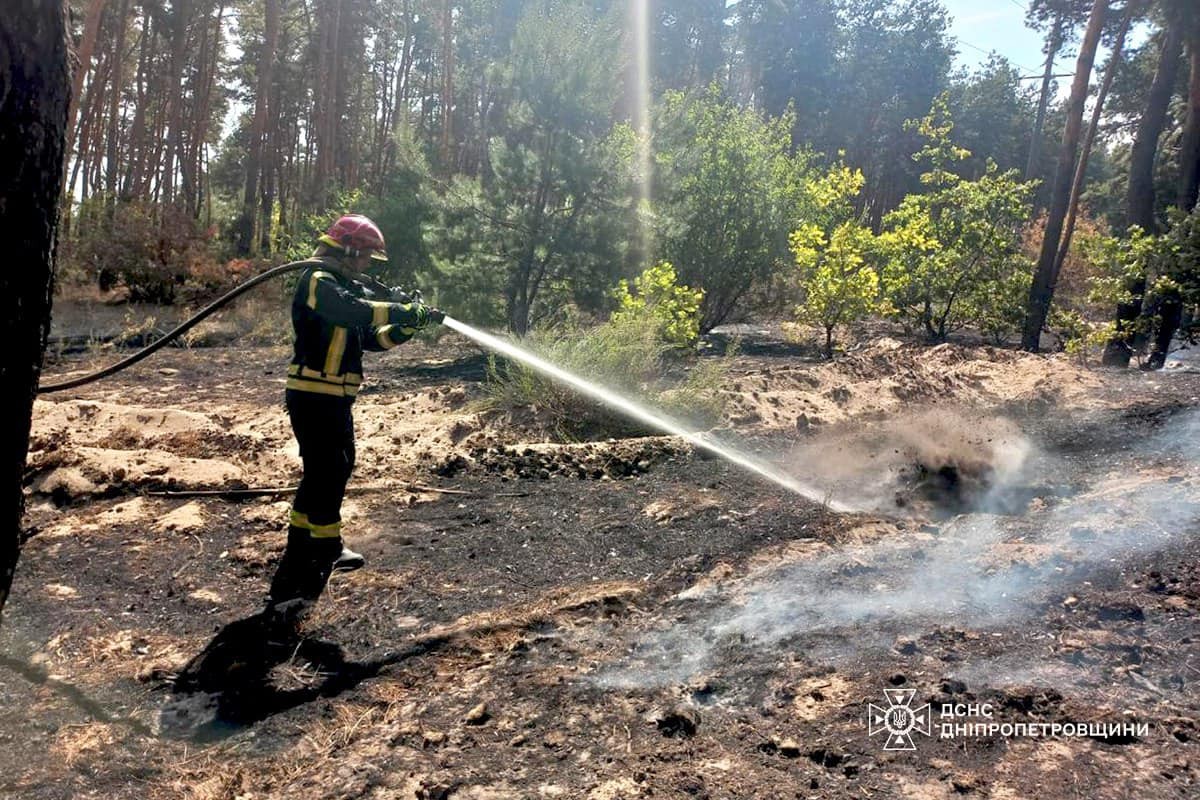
[783,410,1044,516]
[595,409,1200,690]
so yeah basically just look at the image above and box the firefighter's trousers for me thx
[268,390,356,607]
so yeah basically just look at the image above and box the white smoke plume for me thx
[595,409,1200,690]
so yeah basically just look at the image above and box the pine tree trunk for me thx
[440,0,454,171]
[0,0,70,621]
[260,37,282,254]
[1022,0,1108,352]
[1127,24,1184,232]
[1101,20,1185,367]
[122,6,152,200]
[66,0,110,175]
[1054,2,1136,277]
[1179,24,1200,212]
[238,0,279,254]
[161,0,192,209]
[104,0,130,208]
[1146,16,1200,369]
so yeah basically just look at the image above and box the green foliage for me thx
[1051,226,1157,357]
[424,0,635,333]
[653,86,812,331]
[1156,208,1200,315]
[792,222,882,358]
[789,164,881,357]
[741,0,840,125]
[827,0,957,224]
[358,127,436,288]
[946,55,1040,178]
[877,96,1036,342]
[1078,226,1155,309]
[481,312,731,440]
[1065,211,1200,357]
[62,199,223,304]
[278,187,370,264]
[611,262,704,348]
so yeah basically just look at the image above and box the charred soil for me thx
[3,332,1200,799]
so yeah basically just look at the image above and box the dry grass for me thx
[51,722,120,768]
[300,701,387,754]
[178,290,292,349]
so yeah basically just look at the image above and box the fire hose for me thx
[37,260,408,394]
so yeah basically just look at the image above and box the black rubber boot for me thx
[333,544,365,572]
[266,526,341,624]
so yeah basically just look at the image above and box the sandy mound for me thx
[32,399,225,445]
[32,447,244,502]
[724,337,1106,432]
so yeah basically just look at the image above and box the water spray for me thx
[37,262,850,509]
[441,316,853,511]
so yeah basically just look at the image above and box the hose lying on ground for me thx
[38,260,318,394]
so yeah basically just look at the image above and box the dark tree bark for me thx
[121,5,152,200]
[1145,15,1200,370]
[103,0,130,207]
[1022,0,1109,352]
[66,0,110,172]
[237,0,279,254]
[1053,1,1137,278]
[1179,21,1200,212]
[160,0,192,208]
[0,0,70,620]
[1101,19,1185,366]
[1127,23,1184,232]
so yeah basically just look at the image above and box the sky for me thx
[942,0,1053,76]
[942,0,1152,98]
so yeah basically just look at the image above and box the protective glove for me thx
[386,302,430,329]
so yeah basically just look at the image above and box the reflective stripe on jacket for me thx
[287,259,423,398]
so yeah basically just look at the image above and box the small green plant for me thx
[877,95,1036,342]
[611,261,704,348]
[792,220,882,358]
[1048,307,1119,364]
[481,312,731,440]
[1053,226,1156,360]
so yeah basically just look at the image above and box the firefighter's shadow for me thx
[159,611,430,742]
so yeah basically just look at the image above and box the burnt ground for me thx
[2,330,1200,799]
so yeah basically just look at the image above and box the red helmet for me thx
[318,214,388,261]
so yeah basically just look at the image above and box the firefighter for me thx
[266,214,442,622]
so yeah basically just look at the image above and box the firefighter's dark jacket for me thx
[287,259,425,398]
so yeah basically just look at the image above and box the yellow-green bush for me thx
[611,262,703,348]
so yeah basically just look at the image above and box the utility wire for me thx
[955,36,1040,74]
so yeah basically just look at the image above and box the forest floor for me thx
[3,322,1200,800]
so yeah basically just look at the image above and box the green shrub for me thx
[1051,227,1155,358]
[788,164,882,358]
[481,313,731,440]
[877,95,1036,342]
[611,262,703,348]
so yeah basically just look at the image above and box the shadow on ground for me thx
[161,612,446,742]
